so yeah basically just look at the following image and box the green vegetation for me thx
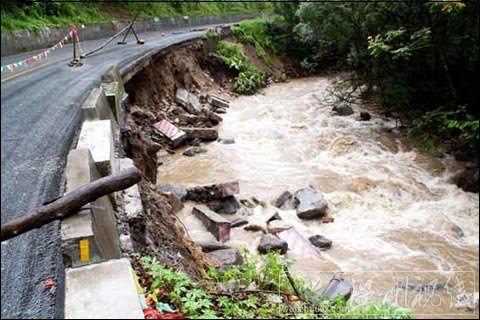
[0,1,273,31]
[408,107,479,162]
[137,251,412,319]
[216,40,265,94]
[256,1,479,162]
[233,19,275,66]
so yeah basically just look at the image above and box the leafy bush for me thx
[216,40,265,94]
[233,19,275,66]
[138,251,411,319]
[408,106,479,161]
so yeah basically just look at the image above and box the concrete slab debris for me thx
[153,119,187,147]
[209,94,230,109]
[193,206,230,242]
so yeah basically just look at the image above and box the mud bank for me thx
[121,34,293,276]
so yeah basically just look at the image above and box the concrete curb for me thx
[62,23,235,318]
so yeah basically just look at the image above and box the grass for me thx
[233,18,276,66]
[136,250,413,319]
[215,40,265,94]
[1,1,273,32]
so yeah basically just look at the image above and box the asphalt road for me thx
[1,26,210,319]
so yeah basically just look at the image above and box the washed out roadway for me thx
[0,25,219,319]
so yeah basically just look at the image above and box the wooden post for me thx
[1,167,141,242]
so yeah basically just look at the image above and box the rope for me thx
[1,29,73,73]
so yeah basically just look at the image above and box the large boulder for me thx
[257,234,288,254]
[207,196,240,214]
[333,102,354,116]
[450,167,479,193]
[206,248,243,268]
[294,188,328,219]
[309,235,333,249]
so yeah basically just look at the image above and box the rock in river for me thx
[309,235,332,249]
[333,102,354,116]
[359,111,371,121]
[273,191,295,210]
[156,183,187,201]
[257,234,288,254]
[207,196,240,214]
[294,188,328,219]
[183,147,207,157]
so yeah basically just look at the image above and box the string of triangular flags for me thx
[1,27,75,73]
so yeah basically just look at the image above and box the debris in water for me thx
[152,120,186,148]
[207,196,240,214]
[258,234,288,254]
[186,181,239,202]
[192,206,230,242]
[309,235,333,249]
[321,274,353,301]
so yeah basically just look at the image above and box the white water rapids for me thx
[157,77,479,318]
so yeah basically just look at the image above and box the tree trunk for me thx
[1,167,141,242]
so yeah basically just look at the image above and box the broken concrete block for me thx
[153,119,187,148]
[209,94,230,109]
[277,227,318,258]
[65,258,144,319]
[62,148,121,267]
[207,196,240,214]
[294,188,328,219]
[186,181,239,202]
[258,234,288,254]
[201,107,223,125]
[193,206,231,242]
[82,88,115,124]
[76,120,115,177]
[101,80,124,123]
[180,127,218,141]
[176,88,202,114]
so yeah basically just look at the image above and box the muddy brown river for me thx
[157,77,479,318]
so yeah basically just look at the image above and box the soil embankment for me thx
[121,33,293,276]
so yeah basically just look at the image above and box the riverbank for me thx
[119,28,478,318]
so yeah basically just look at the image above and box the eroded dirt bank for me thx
[120,35,295,277]
[120,35,478,316]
